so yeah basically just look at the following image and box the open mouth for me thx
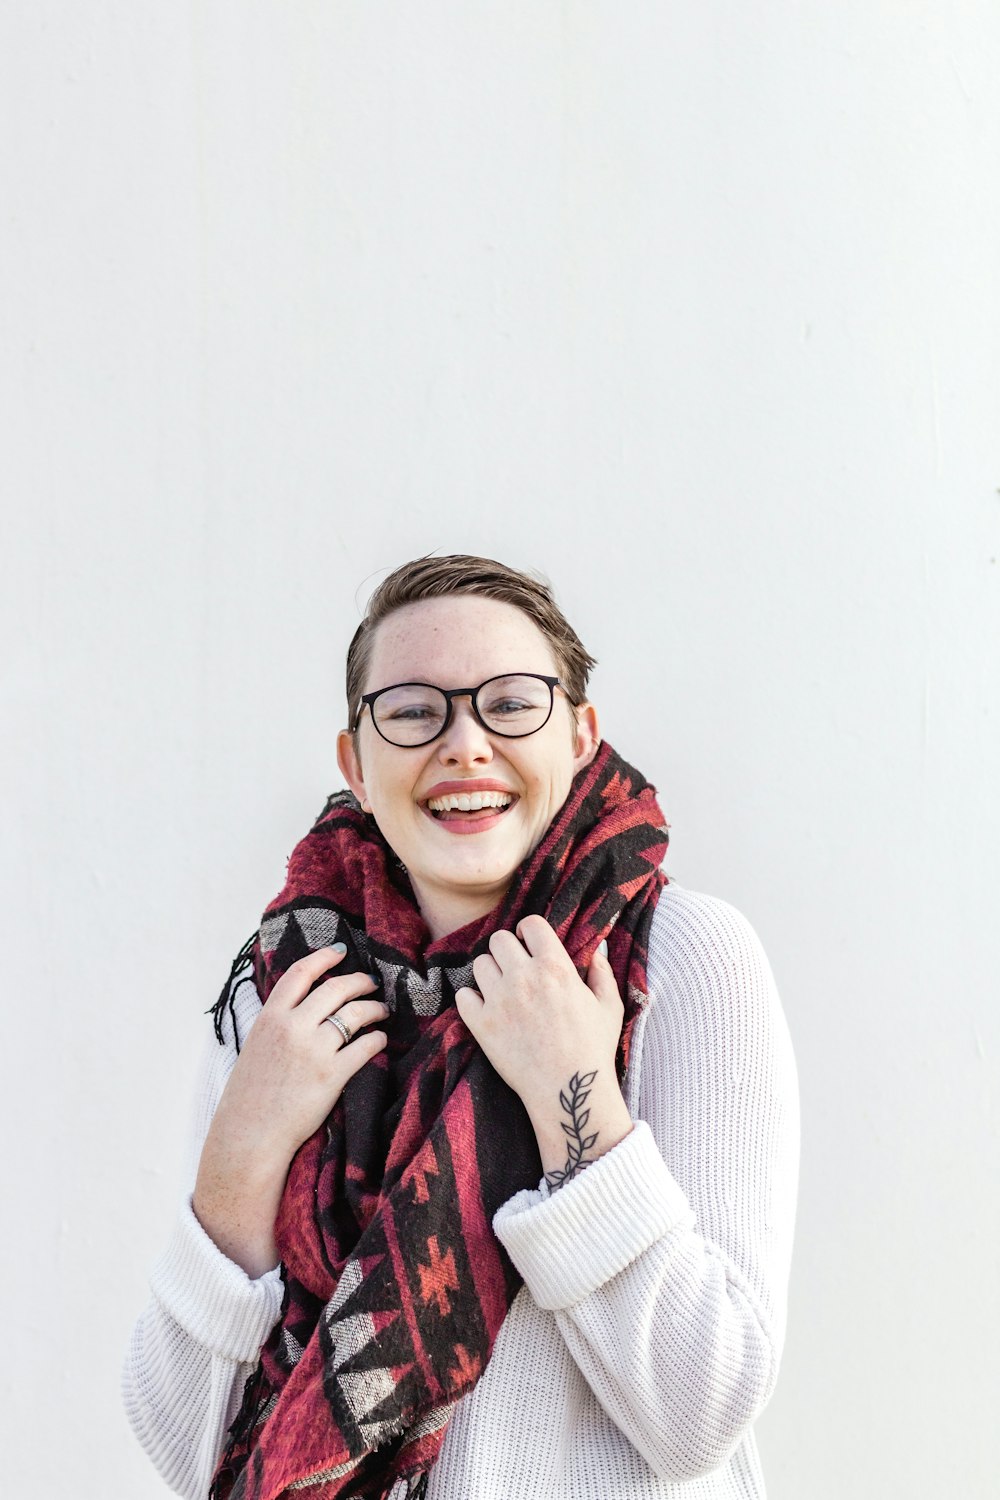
[424,790,518,823]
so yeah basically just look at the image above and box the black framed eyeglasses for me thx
[354,673,567,748]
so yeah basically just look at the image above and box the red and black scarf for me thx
[208,740,668,1500]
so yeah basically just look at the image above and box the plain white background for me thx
[2,4,998,1496]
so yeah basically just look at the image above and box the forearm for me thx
[124,976,290,1491]
[193,1114,292,1278]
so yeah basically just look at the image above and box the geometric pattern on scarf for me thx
[208,740,668,1500]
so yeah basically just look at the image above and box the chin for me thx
[421,845,523,889]
[428,852,520,887]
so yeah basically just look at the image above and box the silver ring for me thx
[325,1013,353,1045]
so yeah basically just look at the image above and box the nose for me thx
[436,694,494,767]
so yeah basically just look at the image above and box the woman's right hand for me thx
[192,945,389,1277]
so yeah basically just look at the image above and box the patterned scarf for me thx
[208,740,668,1500]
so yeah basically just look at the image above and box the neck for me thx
[412,875,510,944]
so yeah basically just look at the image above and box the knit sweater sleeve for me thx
[492,885,800,1483]
[121,982,284,1500]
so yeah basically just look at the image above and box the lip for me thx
[419,803,516,836]
[420,778,519,802]
[418,778,520,837]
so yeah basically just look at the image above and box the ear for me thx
[571,701,601,774]
[336,729,369,808]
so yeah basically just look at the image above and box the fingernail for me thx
[369,972,382,985]
[598,939,609,957]
[331,942,348,955]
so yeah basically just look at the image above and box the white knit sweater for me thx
[122,882,799,1499]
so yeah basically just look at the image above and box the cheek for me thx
[368,755,430,821]
[522,764,571,818]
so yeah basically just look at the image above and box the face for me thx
[336,595,600,941]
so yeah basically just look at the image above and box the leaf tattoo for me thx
[545,1070,600,1190]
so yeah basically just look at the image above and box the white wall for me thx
[2,4,997,1496]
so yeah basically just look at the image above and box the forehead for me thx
[366,596,558,689]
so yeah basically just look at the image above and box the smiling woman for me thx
[337,589,600,941]
[122,555,800,1500]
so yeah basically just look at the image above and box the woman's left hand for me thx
[455,915,635,1184]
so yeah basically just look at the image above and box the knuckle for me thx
[340,997,380,1024]
[519,914,547,935]
[342,968,378,992]
[350,1031,384,1064]
[292,950,322,970]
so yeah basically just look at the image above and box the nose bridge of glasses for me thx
[442,686,490,738]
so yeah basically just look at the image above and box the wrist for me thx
[526,1071,633,1189]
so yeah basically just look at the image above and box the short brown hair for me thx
[346,554,597,734]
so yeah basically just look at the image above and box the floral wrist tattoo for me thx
[545,1070,600,1190]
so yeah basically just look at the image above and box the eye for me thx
[386,704,438,721]
[480,694,537,721]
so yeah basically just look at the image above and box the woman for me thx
[123,554,799,1500]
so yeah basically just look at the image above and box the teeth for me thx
[427,791,514,813]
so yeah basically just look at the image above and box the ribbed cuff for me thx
[492,1120,695,1310]
[148,1195,284,1363]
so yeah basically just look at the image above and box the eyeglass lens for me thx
[371,674,554,746]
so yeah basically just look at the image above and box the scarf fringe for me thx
[208,1358,269,1499]
[207,929,259,1053]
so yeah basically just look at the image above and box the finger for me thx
[266,945,350,1010]
[335,1027,388,1076]
[487,929,529,972]
[299,968,380,1020]
[454,985,485,1035]
[513,914,563,957]
[319,995,391,1039]
[471,951,502,994]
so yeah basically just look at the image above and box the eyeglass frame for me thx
[353,672,571,747]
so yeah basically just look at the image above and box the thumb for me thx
[586,941,621,1004]
[454,984,485,1037]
